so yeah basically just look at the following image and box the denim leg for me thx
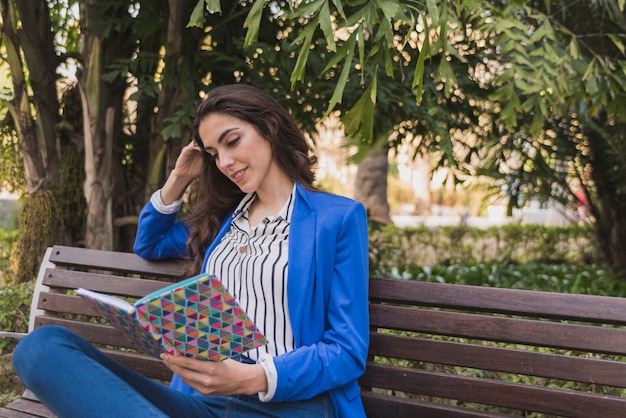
[195,392,333,417]
[12,325,332,418]
[11,325,211,418]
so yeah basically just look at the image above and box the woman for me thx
[13,84,369,418]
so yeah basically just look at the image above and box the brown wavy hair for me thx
[185,84,318,274]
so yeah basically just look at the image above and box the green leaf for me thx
[319,1,336,52]
[324,34,357,116]
[530,112,543,137]
[358,24,365,74]
[330,0,347,21]
[377,0,404,21]
[501,100,519,128]
[568,38,580,59]
[343,80,376,142]
[609,34,626,55]
[243,0,266,47]
[582,57,597,81]
[290,23,317,88]
[426,0,439,25]
[206,0,221,13]
[187,0,205,28]
[322,31,355,72]
[161,122,181,141]
[412,32,430,103]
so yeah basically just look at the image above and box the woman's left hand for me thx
[160,353,268,396]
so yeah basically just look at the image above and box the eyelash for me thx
[207,136,240,161]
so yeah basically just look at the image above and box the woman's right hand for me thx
[160,141,205,205]
[172,141,205,180]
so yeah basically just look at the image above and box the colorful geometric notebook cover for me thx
[77,289,166,358]
[77,273,266,361]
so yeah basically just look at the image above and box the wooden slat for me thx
[360,391,509,418]
[48,245,189,278]
[31,317,170,382]
[361,363,626,417]
[370,303,626,355]
[103,349,171,381]
[0,398,55,418]
[370,277,626,325]
[19,392,39,403]
[369,333,626,387]
[37,293,100,317]
[41,269,168,296]
[33,316,140,351]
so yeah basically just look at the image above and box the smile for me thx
[232,169,246,181]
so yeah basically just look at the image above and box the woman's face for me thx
[198,113,283,194]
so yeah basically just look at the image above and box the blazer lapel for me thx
[287,185,316,346]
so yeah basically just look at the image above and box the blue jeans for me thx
[12,326,333,418]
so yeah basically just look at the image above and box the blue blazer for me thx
[134,184,369,417]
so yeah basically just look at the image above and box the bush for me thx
[369,223,598,276]
[0,281,31,408]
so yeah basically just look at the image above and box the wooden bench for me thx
[2,245,626,417]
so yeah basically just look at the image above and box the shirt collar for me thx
[232,184,296,223]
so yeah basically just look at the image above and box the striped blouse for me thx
[205,187,296,361]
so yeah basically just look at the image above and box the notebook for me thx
[76,273,266,361]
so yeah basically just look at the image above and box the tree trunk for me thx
[78,0,131,250]
[412,152,432,216]
[354,146,392,224]
[145,0,192,201]
[0,0,57,192]
[15,0,61,186]
[587,124,626,281]
[1,0,64,283]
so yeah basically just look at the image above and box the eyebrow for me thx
[204,127,238,152]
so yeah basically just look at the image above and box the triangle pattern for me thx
[135,274,266,361]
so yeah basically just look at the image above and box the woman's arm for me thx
[133,202,189,260]
[134,142,205,260]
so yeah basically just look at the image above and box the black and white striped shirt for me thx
[205,188,296,361]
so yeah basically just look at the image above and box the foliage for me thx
[0,229,17,280]
[399,262,626,297]
[0,281,32,351]
[0,280,31,408]
[3,0,626,279]
[8,189,62,284]
[227,0,626,280]
[0,125,25,193]
[369,223,598,276]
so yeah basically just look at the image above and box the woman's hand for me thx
[161,353,268,396]
[160,141,205,205]
[172,141,205,180]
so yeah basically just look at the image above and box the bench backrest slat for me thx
[369,333,626,387]
[371,277,626,325]
[370,303,626,355]
[362,363,626,417]
[43,269,169,297]
[47,245,190,278]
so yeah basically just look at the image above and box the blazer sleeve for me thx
[271,201,369,402]
[133,201,189,260]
